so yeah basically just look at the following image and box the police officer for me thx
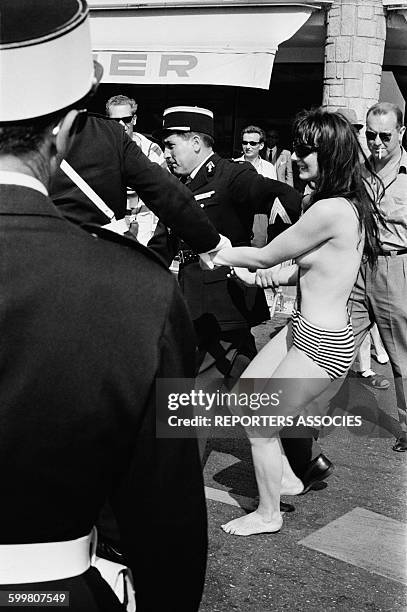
[151,106,302,383]
[50,115,223,257]
[0,2,207,610]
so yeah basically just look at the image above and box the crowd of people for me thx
[1,0,406,610]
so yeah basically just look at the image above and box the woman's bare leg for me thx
[222,344,330,536]
[244,322,303,495]
[222,437,283,535]
[280,440,304,495]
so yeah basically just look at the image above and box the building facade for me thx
[88,0,407,155]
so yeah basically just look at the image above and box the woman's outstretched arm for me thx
[212,198,337,269]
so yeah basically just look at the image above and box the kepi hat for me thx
[158,106,214,138]
[334,108,363,130]
[0,0,102,122]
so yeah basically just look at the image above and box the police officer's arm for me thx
[230,162,302,223]
[121,134,220,253]
[147,220,180,267]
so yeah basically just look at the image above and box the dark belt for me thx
[377,248,407,257]
[178,248,200,265]
[178,241,250,266]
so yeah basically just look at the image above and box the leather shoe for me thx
[392,436,407,452]
[299,454,334,495]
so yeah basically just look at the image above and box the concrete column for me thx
[323,0,386,123]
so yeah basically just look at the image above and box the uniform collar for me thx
[187,153,219,191]
[189,152,214,180]
[0,182,65,219]
[0,171,48,196]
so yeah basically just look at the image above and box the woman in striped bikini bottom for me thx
[291,309,355,380]
[211,108,384,537]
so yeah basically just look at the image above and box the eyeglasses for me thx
[365,130,393,143]
[293,143,317,158]
[68,109,88,137]
[110,115,134,125]
[242,140,261,147]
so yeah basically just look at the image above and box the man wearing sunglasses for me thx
[106,94,167,244]
[0,1,209,609]
[235,125,277,247]
[350,101,407,452]
[237,125,277,179]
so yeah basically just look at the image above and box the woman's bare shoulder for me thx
[305,196,359,221]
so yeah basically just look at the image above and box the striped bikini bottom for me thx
[291,309,355,380]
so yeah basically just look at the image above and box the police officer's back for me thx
[0,3,207,610]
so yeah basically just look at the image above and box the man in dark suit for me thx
[0,2,207,610]
[265,128,294,186]
[50,114,221,256]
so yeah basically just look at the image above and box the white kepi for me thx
[0,0,99,121]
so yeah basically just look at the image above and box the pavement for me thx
[199,310,407,612]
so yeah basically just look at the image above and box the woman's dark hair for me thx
[292,107,384,266]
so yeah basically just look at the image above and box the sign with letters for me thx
[89,6,314,88]
[93,51,275,88]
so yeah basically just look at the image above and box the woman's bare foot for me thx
[280,473,304,496]
[221,511,283,536]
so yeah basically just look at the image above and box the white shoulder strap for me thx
[60,160,116,221]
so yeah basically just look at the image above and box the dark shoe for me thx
[299,454,334,495]
[357,372,390,390]
[392,436,407,452]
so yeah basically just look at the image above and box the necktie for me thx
[269,149,276,165]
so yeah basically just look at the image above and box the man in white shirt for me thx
[237,125,277,179]
[356,102,407,451]
[106,94,166,244]
[236,125,276,247]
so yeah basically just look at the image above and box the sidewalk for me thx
[200,315,407,612]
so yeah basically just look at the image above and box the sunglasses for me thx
[365,130,393,143]
[242,140,261,146]
[110,115,134,125]
[293,143,317,158]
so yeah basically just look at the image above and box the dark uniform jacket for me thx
[0,184,206,612]
[149,153,302,334]
[50,114,219,254]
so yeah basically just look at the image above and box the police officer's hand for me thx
[199,234,232,269]
[229,267,256,286]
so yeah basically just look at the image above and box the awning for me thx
[89,4,316,89]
